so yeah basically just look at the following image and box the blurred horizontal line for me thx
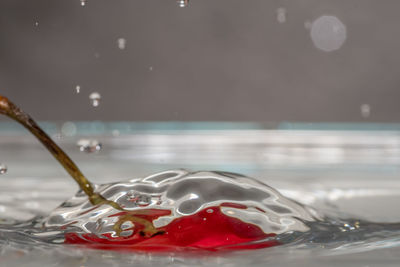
[2,121,400,136]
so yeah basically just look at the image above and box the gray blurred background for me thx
[0,0,399,122]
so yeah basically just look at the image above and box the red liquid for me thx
[65,205,280,251]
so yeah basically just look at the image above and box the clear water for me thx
[1,125,400,266]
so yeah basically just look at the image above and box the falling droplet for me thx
[276,8,287,23]
[177,0,188,7]
[77,139,102,153]
[89,92,101,107]
[117,38,126,50]
[360,104,371,118]
[0,164,7,175]
[80,0,86,6]
[34,22,39,27]
[75,85,81,94]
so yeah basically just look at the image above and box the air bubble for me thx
[75,85,81,94]
[77,139,102,153]
[80,0,86,6]
[127,191,152,207]
[89,92,101,107]
[0,164,7,175]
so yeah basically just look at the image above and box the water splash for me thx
[43,170,314,251]
[76,139,102,153]
[0,170,400,254]
[89,92,101,107]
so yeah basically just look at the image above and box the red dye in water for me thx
[65,205,280,251]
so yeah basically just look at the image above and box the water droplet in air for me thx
[177,0,188,7]
[360,104,371,118]
[0,164,7,174]
[276,8,287,23]
[89,92,101,107]
[117,38,126,50]
[34,22,39,27]
[75,85,81,94]
[310,15,347,52]
[77,139,102,153]
[149,66,153,71]
[80,0,86,6]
